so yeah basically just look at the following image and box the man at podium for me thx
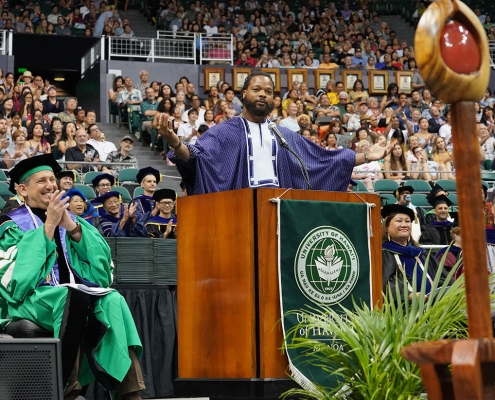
[156,72,392,195]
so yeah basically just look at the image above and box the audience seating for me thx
[482,171,495,182]
[118,168,139,184]
[407,180,432,193]
[449,193,458,206]
[0,182,14,202]
[411,193,430,207]
[113,185,132,202]
[352,180,368,192]
[83,171,104,185]
[374,180,400,193]
[436,180,457,192]
[133,187,144,198]
[380,193,396,205]
[74,184,96,200]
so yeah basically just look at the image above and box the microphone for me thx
[268,122,289,146]
[268,122,312,190]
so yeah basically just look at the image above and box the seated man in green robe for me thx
[0,154,145,400]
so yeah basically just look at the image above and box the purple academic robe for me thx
[169,117,356,195]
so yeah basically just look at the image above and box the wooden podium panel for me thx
[177,188,382,381]
[177,189,257,378]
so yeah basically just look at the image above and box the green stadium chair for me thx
[449,193,458,206]
[484,159,493,170]
[83,171,104,185]
[435,180,456,192]
[118,168,139,184]
[0,182,14,201]
[481,171,495,183]
[74,184,96,200]
[380,194,396,205]
[407,180,432,193]
[112,186,132,202]
[411,193,430,207]
[373,179,399,193]
[352,180,369,192]
[0,170,8,181]
[133,187,144,198]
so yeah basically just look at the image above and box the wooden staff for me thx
[402,0,495,398]
[413,0,491,339]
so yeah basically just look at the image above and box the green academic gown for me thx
[0,216,142,387]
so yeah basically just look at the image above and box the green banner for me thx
[278,199,372,392]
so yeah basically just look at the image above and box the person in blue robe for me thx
[132,166,161,215]
[145,188,177,238]
[95,191,148,237]
[64,188,100,227]
[419,195,454,246]
[381,204,450,302]
[90,173,116,217]
[155,72,394,195]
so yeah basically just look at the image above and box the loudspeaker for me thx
[0,338,63,400]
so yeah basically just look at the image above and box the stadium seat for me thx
[113,186,132,202]
[0,182,14,201]
[74,184,96,200]
[0,197,5,211]
[380,194,396,205]
[373,180,399,193]
[484,159,493,171]
[83,171,104,185]
[0,170,8,182]
[411,193,430,207]
[118,168,139,184]
[352,180,368,192]
[407,180,432,193]
[435,180,456,192]
[133,187,144,198]
[449,193,458,206]
[481,171,495,183]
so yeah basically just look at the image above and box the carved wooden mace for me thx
[401,0,495,398]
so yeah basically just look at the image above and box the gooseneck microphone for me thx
[268,122,312,190]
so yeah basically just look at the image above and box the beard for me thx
[242,96,275,118]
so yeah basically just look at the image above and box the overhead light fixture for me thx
[54,73,65,81]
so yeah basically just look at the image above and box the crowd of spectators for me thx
[1,0,135,37]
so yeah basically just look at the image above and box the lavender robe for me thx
[169,117,356,195]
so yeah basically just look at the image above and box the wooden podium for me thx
[175,188,382,398]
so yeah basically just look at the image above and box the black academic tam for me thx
[9,154,62,193]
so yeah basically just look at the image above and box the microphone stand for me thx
[268,123,312,190]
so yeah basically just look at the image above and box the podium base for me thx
[174,378,299,399]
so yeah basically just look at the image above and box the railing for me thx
[490,40,495,69]
[81,39,103,78]
[103,32,233,64]
[0,31,12,56]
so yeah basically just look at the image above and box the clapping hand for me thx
[128,202,137,219]
[44,190,70,239]
[164,220,175,237]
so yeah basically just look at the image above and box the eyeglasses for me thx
[98,183,112,187]
[159,201,174,206]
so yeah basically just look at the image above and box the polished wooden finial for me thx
[414,0,489,103]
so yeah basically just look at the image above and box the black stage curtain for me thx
[84,285,178,399]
